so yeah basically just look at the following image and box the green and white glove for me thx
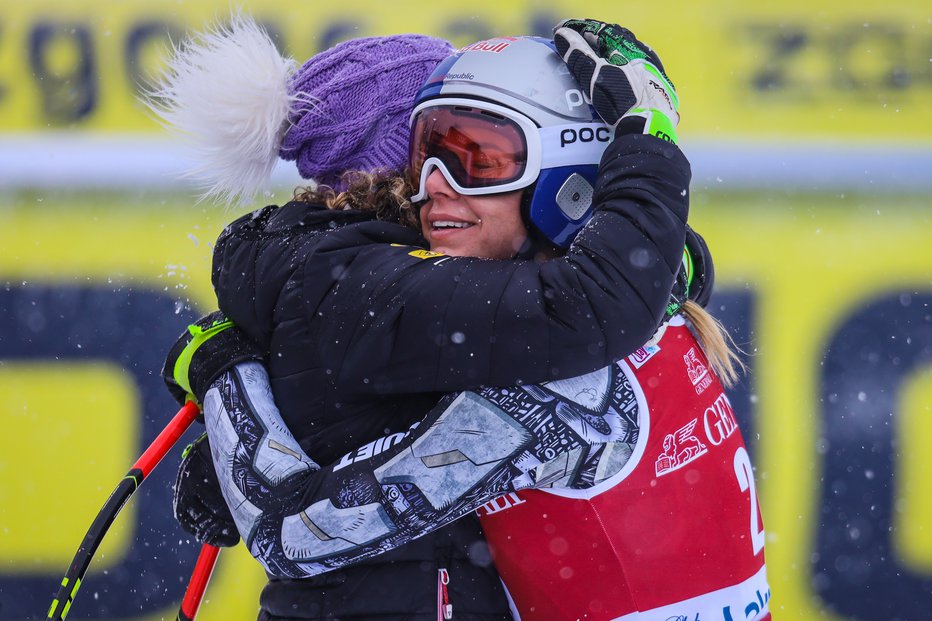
[553,18,679,144]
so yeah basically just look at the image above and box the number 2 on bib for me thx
[734,446,766,555]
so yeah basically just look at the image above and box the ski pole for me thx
[177,543,221,621]
[48,401,201,621]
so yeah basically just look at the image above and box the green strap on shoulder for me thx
[173,317,234,397]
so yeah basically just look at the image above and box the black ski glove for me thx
[162,311,264,406]
[665,226,715,320]
[684,226,715,308]
[553,18,679,143]
[173,433,239,547]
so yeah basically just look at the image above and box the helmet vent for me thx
[555,173,594,221]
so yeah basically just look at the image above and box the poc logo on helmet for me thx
[560,126,612,148]
[565,88,591,109]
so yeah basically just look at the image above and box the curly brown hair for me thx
[293,169,421,232]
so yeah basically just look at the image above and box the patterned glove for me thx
[161,311,264,406]
[553,18,679,143]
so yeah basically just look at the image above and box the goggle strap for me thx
[539,124,613,168]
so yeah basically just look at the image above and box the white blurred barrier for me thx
[2,134,931,193]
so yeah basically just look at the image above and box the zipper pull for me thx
[438,568,452,620]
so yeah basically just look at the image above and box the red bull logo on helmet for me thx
[458,37,518,54]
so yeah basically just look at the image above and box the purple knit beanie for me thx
[279,34,454,190]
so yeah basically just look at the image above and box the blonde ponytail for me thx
[680,300,747,388]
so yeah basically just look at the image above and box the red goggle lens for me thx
[409,105,528,195]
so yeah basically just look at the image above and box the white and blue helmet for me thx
[409,36,611,248]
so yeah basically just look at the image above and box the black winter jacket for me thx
[211,134,691,620]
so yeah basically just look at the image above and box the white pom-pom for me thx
[146,13,298,205]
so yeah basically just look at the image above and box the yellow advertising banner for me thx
[0,1,930,618]
[0,0,929,141]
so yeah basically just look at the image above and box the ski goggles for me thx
[408,98,542,202]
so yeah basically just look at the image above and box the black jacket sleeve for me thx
[215,134,689,394]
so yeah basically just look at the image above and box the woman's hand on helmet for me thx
[553,18,679,144]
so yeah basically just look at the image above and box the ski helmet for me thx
[409,36,611,248]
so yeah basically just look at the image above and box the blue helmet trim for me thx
[415,54,462,102]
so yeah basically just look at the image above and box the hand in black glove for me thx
[553,18,679,143]
[173,432,240,547]
[162,310,264,406]
[665,226,714,320]
[684,226,715,308]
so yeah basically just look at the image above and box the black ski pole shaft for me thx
[47,401,201,620]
